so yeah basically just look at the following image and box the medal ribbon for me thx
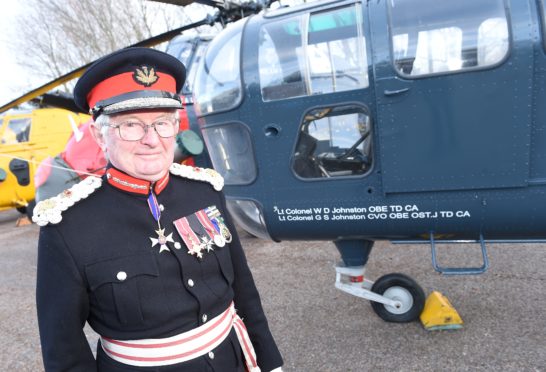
[195,210,217,240]
[173,217,201,250]
[205,206,220,218]
[205,206,222,234]
[147,192,161,225]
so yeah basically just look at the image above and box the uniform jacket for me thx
[36,166,283,372]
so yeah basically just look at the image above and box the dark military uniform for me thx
[36,166,283,371]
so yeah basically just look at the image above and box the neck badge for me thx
[150,228,174,253]
[147,191,178,253]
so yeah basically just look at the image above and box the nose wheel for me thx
[370,273,425,322]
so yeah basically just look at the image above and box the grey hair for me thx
[94,114,111,136]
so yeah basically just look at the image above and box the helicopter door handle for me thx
[384,88,410,96]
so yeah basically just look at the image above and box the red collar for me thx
[105,168,170,195]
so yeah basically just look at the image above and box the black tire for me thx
[370,273,425,323]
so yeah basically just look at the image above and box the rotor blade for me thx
[148,0,195,5]
[31,92,83,113]
[0,65,91,115]
[130,15,215,48]
[0,16,215,115]
[148,0,224,9]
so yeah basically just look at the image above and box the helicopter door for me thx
[370,0,532,193]
[251,2,374,183]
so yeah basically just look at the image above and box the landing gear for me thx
[334,265,425,323]
[370,273,425,322]
[333,239,425,323]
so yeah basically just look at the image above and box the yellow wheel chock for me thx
[420,291,463,331]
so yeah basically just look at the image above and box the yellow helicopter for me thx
[0,108,90,217]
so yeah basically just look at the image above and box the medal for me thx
[205,206,232,244]
[173,216,205,259]
[195,209,225,248]
[201,236,215,252]
[187,243,204,258]
[150,228,174,253]
[220,223,233,243]
[214,234,226,248]
[173,207,231,260]
[147,192,177,253]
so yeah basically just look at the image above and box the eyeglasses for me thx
[108,118,179,141]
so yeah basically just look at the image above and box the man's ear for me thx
[90,123,107,152]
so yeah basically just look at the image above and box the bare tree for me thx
[10,0,216,93]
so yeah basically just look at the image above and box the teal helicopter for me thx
[188,0,546,322]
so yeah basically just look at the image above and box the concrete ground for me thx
[0,209,544,371]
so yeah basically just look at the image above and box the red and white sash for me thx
[101,302,260,371]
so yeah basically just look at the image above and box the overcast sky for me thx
[0,1,201,109]
[0,0,303,109]
[0,2,40,107]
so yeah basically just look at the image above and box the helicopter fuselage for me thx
[194,0,546,244]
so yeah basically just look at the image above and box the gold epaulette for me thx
[32,176,103,226]
[169,163,224,191]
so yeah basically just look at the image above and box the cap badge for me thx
[133,65,159,87]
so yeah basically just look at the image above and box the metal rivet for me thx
[202,314,208,323]
[187,279,194,287]
[117,271,127,281]
[208,351,214,359]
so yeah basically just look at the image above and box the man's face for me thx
[93,109,177,181]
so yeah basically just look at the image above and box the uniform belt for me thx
[100,302,260,371]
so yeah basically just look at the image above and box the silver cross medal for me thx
[187,241,204,259]
[201,236,214,252]
[150,228,174,253]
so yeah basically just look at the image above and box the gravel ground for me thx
[0,209,545,371]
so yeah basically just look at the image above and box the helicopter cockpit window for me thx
[184,42,208,94]
[167,37,211,95]
[193,22,243,115]
[202,123,257,185]
[1,118,31,144]
[389,0,509,77]
[292,105,372,179]
[259,17,306,101]
[259,4,368,102]
[166,38,194,66]
[540,0,546,52]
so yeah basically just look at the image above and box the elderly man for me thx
[35,47,283,372]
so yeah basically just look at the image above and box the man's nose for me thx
[140,124,161,144]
